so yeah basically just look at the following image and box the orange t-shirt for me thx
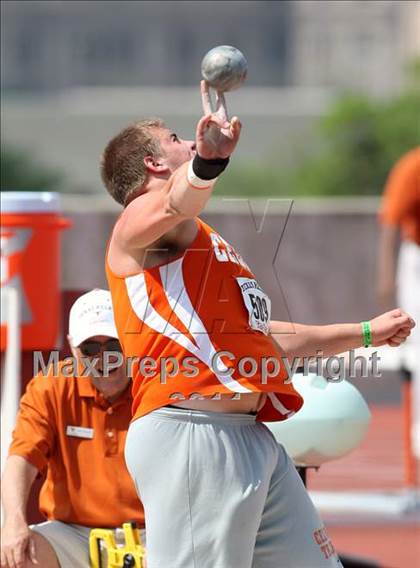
[106,217,303,423]
[9,362,144,528]
[379,147,420,245]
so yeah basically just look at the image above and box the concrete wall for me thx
[1,87,329,192]
[61,197,383,325]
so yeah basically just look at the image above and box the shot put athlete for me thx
[101,81,415,568]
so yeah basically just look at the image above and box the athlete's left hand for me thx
[370,309,415,347]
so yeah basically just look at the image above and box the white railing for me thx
[0,285,21,523]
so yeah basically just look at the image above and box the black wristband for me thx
[192,154,230,180]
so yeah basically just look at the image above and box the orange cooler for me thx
[0,192,71,351]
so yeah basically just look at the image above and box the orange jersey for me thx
[106,218,303,422]
[379,147,420,245]
[9,363,144,527]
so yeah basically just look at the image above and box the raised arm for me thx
[270,309,415,362]
[115,82,242,251]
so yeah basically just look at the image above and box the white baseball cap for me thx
[68,289,119,347]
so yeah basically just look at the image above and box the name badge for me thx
[236,277,271,335]
[66,425,94,439]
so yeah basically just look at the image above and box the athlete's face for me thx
[154,127,196,172]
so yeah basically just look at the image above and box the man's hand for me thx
[370,309,415,347]
[196,81,242,159]
[1,519,38,568]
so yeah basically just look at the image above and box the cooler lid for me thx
[0,192,61,213]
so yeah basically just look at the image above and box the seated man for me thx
[1,289,144,568]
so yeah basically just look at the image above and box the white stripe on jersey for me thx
[161,259,251,393]
[125,271,197,352]
[125,264,251,394]
[267,393,294,417]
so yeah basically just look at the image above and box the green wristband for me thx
[361,321,372,348]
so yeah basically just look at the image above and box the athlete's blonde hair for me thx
[100,118,165,206]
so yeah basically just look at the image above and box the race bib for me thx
[236,277,271,335]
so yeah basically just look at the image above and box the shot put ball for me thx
[201,45,248,92]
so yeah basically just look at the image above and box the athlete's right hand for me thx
[195,80,242,159]
[0,520,38,568]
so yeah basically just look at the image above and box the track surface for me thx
[308,405,420,567]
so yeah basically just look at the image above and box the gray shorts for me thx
[31,520,146,568]
[125,407,343,568]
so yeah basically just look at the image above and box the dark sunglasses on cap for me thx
[78,338,122,357]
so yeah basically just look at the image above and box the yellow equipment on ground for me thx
[89,521,145,568]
